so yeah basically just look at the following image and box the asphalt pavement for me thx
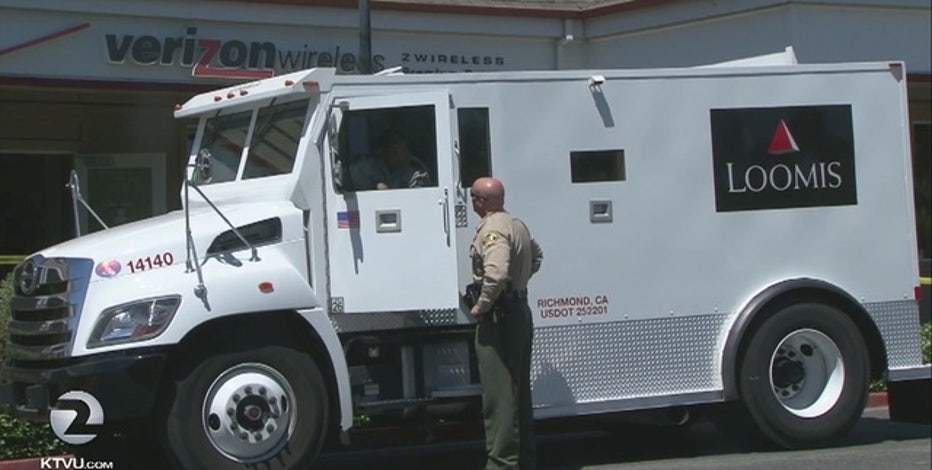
[315,406,931,470]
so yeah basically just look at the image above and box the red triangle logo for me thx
[768,119,800,155]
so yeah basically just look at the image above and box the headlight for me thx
[88,296,182,348]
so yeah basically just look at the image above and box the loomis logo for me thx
[710,105,857,212]
[50,391,104,445]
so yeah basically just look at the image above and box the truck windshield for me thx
[194,99,310,185]
[197,110,252,185]
[243,99,309,179]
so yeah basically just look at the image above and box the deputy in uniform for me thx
[468,176,543,470]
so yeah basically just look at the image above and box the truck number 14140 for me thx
[127,252,175,274]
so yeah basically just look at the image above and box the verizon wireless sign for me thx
[710,105,858,212]
[102,26,509,79]
[104,26,388,79]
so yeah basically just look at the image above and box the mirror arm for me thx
[188,181,261,263]
[183,177,209,308]
[66,170,110,237]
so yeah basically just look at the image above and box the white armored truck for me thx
[2,53,929,469]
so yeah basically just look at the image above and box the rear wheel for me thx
[161,344,329,469]
[735,303,869,449]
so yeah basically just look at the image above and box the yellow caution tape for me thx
[0,255,26,266]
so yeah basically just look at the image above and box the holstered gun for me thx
[462,282,482,310]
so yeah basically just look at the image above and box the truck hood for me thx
[38,201,298,281]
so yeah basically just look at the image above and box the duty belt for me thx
[505,288,527,300]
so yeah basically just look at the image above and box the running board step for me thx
[357,386,482,413]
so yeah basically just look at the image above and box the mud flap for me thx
[887,366,931,424]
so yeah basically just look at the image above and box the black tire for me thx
[737,303,869,449]
[161,344,329,470]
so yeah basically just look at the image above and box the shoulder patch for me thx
[484,232,500,242]
[483,231,502,247]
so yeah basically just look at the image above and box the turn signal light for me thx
[259,282,274,294]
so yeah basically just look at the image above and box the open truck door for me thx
[322,91,461,314]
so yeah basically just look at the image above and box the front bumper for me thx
[0,349,167,423]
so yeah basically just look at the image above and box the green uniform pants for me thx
[475,295,536,470]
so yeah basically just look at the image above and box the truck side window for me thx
[458,107,491,187]
[338,105,438,191]
[198,110,252,185]
[570,150,626,183]
[243,99,309,179]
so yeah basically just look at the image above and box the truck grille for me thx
[5,256,93,365]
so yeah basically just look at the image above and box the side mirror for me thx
[193,148,213,185]
[327,102,350,192]
[326,101,349,142]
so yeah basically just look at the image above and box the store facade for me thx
[0,0,929,273]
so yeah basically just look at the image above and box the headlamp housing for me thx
[88,296,181,348]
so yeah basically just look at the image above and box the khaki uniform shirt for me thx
[470,210,544,313]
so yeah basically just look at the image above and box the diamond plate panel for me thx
[330,296,344,314]
[330,308,460,333]
[865,300,923,368]
[455,204,468,228]
[531,314,728,407]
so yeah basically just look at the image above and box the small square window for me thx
[570,150,625,183]
[458,108,491,187]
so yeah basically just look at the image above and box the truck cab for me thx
[1,68,485,469]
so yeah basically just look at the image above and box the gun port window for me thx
[337,105,438,192]
[458,107,491,187]
[243,99,309,179]
[570,150,626,183]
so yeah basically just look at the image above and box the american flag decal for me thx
[337,211,360,229]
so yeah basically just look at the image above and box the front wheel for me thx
[161,344,329,469]
[738,303,869,449]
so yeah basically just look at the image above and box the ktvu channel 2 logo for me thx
[49,390,105,445]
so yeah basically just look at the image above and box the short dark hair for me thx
[379,129,406,150]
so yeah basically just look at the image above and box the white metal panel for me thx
[323,90,461,313]
[446,64,920,332]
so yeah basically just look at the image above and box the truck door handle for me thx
[375,210,402,233]
[441,188,451,246]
